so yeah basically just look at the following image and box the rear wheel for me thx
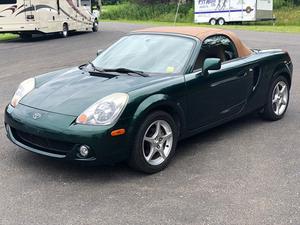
[218,18,225,25]
[61,23,69,38]
[128,111,178,174]
[20,33,32,40]
[261,76,290,121]
[209,18,217,25]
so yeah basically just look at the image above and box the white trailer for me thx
[194,0,274,25]
[0,0,100,39]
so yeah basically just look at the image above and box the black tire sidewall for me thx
[263,76,290,121]
[62,24,68,38]
[92,21,98,32]
[129,111,178,174]
[20,33,32,40]
[210,18,216,25]
[218,18,225,25]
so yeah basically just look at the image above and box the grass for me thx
[102,4,300,33]
[0,33,18,41]
[101,19,300,33]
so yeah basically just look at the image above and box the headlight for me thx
[11,78,35,107]
[76,93,129,126]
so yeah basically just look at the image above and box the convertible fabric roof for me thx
[134,27,252,57]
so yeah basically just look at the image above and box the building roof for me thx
[134,26,252,57]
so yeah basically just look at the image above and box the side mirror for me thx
[202,58,221,77]
[97,49,103,56]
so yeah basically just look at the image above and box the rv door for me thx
[23,0,34,20]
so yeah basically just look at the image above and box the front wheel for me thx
[61,23,69,38]
[92,21,98,32]
[209,18,217,25]
[128,111,178,174]
[261,76,290,121]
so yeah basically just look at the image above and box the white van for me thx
[0,0,100,39]
[194,0,274,25]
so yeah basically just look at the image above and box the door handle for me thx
[238,72,248,77]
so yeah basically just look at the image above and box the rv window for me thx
[193,35,238,71]
[0,0,17,4]
[57,0,60,14]
[81,0,91,6]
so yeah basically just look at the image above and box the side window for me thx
[0,0,17,4]
[193,35,238,71]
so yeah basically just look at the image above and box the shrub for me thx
[102,2,193,22]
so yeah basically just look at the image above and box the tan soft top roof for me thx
[134,26,251,57]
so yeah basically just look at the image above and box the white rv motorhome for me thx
[194,0,274,25]
[0,0,100,39]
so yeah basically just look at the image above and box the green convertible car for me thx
[5,27,293,173]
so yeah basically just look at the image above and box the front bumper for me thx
[4,104,131,164]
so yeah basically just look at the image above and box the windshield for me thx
[92,34,196,75]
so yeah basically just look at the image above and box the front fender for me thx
[129,94,186,139]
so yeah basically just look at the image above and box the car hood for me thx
[20,67,174,116]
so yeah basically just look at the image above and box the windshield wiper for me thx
[87,63,149,77]
[88,61,105,73]
[102,68,149,77]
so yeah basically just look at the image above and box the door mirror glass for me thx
[203,58,221,77]
[97,49,103,56]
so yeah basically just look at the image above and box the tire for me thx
[128,111,179,174]
[261,76,290,121]
[218,18,225,25]
[61,23,69,38]
[209,18,217,25]
[92,21,98,32]
[20,33,32,40]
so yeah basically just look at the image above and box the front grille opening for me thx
[11,127,75,155]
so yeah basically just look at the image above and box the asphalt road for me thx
[0,22,299,225]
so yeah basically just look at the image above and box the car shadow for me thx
[14,113,266,181]
[173,113,264,160]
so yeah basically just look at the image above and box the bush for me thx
[102,3,300,26]
[102,2,193,22]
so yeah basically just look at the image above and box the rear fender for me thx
[271,62,292,86]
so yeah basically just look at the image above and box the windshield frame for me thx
[91,33,199,76]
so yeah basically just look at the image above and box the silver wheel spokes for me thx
[143,120,173,166]
[272,81,288,116]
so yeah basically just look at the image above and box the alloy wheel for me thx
[272,80,288,116]
[142,120,173,166]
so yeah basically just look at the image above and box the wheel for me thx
[218,18,225,25]
[20,33,32,40]
[128,111,178,174]
[246,6,253,14]
[261,76,290,121]
[209,18,217,25]
[92,21,98,32]
[61,23,69,38]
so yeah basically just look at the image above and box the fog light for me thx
[79,145,90,158]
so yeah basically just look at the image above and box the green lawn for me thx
[102,4,300,33]
[0,33,18,41]
[101,19,300,33]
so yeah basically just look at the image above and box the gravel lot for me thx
[0,22,299,225]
